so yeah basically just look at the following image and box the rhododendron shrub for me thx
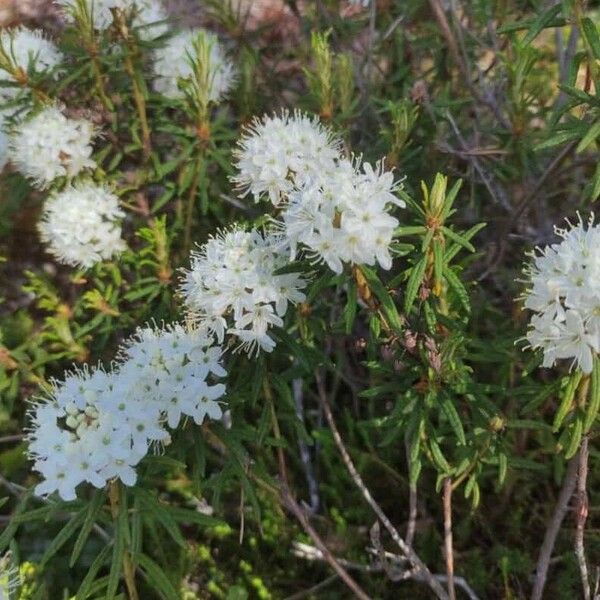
[1,2,600,599]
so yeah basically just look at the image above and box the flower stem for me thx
[108,480,140,600]
[91,56,113,112]
[183,153,204,256]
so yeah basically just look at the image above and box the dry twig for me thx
[443,478,456,600]
[531,455,580,600]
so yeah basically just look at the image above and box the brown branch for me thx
[280,487,371,600]
[263,378,371,600]
[295,541,482,600]
[575,436,591,600]
[531,454,580,600]
[315,371,450,600]
[443,479,456,600]
[428,0,463,75]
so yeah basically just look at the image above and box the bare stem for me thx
[91,56,113,112]
[443,479,456,600]
[531,455,579,600]
[315,371,449,600]
[183,154,203,256]
[575,436,591,600]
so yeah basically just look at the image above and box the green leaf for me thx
[394,225,427,236]
[584,357,600,432]
[359,266,403,332]
[497,14,565,35]
[565,416,583,459]
[135,489,185,549]
[9,505,56,525]
[522,4,562,45]
[164,506,223,528]
[409,457,422,486]
[576,120,600,153]
[343,279,357,334]
[138,554,180,600]
[70,490,107,567]
[429,438,451,473]
[433,240,444,287]
[76,544,112,600]
[40,508,86,567]
[404,257,427,314]
[591,161,600,202]
[508,419,552,431]
[498,453,507,486]
[107,518,126,600]
[443,266,470,313]
[0,489,32,552]
[581,17,600,59]
[553,371,582,432]
[441,226,476,253]
[440,178,463,220]
[441,396,466,445]
[535,128,583,151]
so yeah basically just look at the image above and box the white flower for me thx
[27,366,144,501]
[0,27,63,79]
[57,0,169,39]
[279,158,404,273]
[152,29,236,102]
[38,183,126,268]
[118,323,227,428]
[180,227,307,356]
[523,215,600,373]
[9,106,96,188]
[28,322,227,501]
[232,110,342,205]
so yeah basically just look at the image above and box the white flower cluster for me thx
[8,106,96,189]
[523,216,600,373]
[28,324,226,501]
[38,183,126,268]
[180,227,306,355]
[58,0,169,39]
[233,110,404,274]
[152,29,236,103]
[233,111,341,205]
[280,158,404,273]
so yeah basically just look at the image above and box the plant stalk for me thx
[108,480,140,600]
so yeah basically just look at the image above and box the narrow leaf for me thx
[441,396,466,445]
[584,357,600,432]
[138,554,180,600]
[40,508,86,567]
[404,257,427,314]
[70,489,107,567]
